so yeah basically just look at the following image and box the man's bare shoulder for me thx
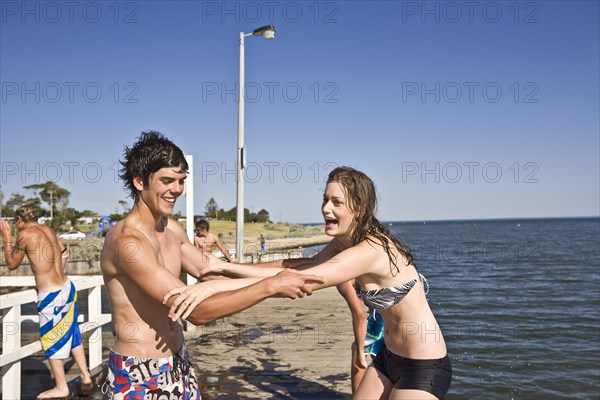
[102,220,151,269]
[17,225,45,247]
[164,216,187,242]
[105,219,146,243]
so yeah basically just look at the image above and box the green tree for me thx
[61,207,81,227]
[2,193,43,217]
[80,209,97,217]
[118,200,129,214]
[255,209,270,223]
[109,213,123,222]
[205,198,219,219]
[24,181,70,219]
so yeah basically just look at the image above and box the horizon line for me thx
[298,215,600,225]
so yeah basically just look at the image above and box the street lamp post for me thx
[236,25,276,262]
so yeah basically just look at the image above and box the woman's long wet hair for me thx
[326,166,415,275]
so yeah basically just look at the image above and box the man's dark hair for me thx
[196,219,210,232]
[119,131,189,200]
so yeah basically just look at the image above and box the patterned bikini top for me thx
[355,273,429,311]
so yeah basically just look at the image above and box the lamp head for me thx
[252,25,276,40]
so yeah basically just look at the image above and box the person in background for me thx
[260,233,266,253]
[337,279,385,394]
[194,219,233,262]
[1,203,92,399]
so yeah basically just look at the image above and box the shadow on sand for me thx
[200,353,349,399]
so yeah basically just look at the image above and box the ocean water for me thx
[386,217,600,399]
[305,217,599,399]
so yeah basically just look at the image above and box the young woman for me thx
[165,166,452,399]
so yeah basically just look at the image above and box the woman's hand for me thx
[162,282,215,321]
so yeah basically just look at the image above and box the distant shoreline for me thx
[383,215,600,224]
[295,216,600,226]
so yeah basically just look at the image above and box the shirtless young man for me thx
[1,204,92,399]
[194,219,233,262]
[100,131,322,399]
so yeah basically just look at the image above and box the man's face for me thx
[136,166,187,216]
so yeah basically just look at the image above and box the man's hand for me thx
[353,345,368,369]
[0,220,13,242]
[267,269,324,299]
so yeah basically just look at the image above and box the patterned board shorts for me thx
[353,309,385,356]
[102,344,201,400]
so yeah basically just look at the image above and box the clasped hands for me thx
[161,269,324,321]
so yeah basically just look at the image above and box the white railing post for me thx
[2,305,22,400]
[184,154,197,333]
[87,285,102,369]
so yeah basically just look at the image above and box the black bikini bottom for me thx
[372,344,452,399]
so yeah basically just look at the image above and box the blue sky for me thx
[1,1,598,223]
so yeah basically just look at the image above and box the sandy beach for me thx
[188,286,354,399]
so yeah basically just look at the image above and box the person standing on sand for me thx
[337,280,385,394]
[194,219,233,262]
[0,203,92,399]
[100,131,323,399]
[166,166,451,399]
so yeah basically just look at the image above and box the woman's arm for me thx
[208,239,344,278]
[206,239,380,291]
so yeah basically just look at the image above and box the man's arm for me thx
[167,269,324,325]
[105,234,293,326]
[213,236,233,263]
[179,225,229,278]
[155,224,323,325]
[0,220,25,269]
[58,238,69,270]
